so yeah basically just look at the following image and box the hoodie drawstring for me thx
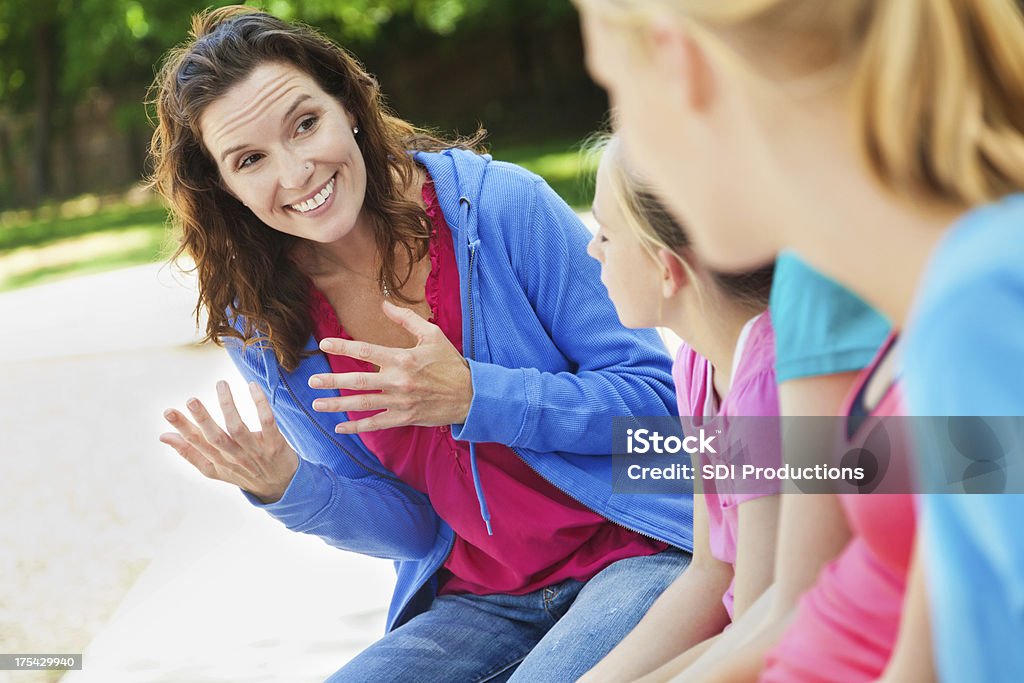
[468,443,493,536]
[458,194,492,535]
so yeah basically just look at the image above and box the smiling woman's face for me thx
[200,61,367,244]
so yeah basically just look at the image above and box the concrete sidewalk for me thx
[61,490,393,683]
[0,261,201,361]
[0,263,391,683]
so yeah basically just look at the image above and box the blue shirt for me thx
[904,194,1024,682]
[770,251,890,382]
[226,149,693,630]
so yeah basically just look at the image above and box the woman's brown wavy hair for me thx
[148,5,483,371]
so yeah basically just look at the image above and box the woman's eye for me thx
[239,153,263,169]
[297,116,319,133]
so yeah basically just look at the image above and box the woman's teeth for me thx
[291,176,335,213]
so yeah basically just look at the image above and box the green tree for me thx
[0,0,577,206]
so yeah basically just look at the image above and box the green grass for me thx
[0,203,169,252]
[0,227,170,291]
[0,203,171,292]
[0,138,595,293]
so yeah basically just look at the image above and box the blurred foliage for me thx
[0,200,169,291]
[0,0,575,112]
[0,202,168,252]
[0,0,592,206]
[497,138,598,210]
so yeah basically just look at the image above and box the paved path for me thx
[0,263,391,683]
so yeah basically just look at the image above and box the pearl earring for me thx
[353,126,360,135]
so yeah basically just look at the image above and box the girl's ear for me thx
[657,247,689,298]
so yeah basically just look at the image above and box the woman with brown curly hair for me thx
[151,6,694,681]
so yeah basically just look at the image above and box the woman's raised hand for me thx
[310,300,474,433]
[160,380,299,504]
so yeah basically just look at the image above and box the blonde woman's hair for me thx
[588,134,773,309]
[578,0,1024,206]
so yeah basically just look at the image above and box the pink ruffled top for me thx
[309,177,667,596]
[673,311,780,619]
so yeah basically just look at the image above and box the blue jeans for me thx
[326,548,691,682]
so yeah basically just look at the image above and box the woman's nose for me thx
[279,153,315,190]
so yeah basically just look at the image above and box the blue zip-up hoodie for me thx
[225,149,694,630]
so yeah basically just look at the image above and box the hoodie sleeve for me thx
[225,339,441,561]
[453,175,677,454]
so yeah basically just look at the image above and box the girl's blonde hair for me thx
[589,134,773,309]
[578,0,1024,206]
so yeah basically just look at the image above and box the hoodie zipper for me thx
[463,197,478,361]
[397,197,477,628]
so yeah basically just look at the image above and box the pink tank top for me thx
[309,178,666,596]
[760,335,916,682]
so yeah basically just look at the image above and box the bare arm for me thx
[636,633,722,683]
[876,540,935,683]
[771,373,856,610]
[667,373,859,682]
[579,494,732,683]
[638,495,781,682]
[667,589,789,683]
[665,500,846,683]
[731,495,780,618]
[769,493,849,610]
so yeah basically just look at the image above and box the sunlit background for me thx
[0,1,606,681]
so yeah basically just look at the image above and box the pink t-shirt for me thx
[309,178,666,597]
[673,312,780,619]
[760,335,916,682]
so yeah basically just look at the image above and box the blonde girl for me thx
[583,135,780,682]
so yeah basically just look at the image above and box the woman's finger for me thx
[317,338,391,368]
[381,299,442,344]
[308,371,384,391]
[216,380,257,449]
[185,397,241,460]
[163,408,223,462]
[159,432,221,481]
[334,410,409,434]
[248,382,286,446]
[312,391,393,415]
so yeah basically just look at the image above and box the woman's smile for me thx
[287,172,337,216]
